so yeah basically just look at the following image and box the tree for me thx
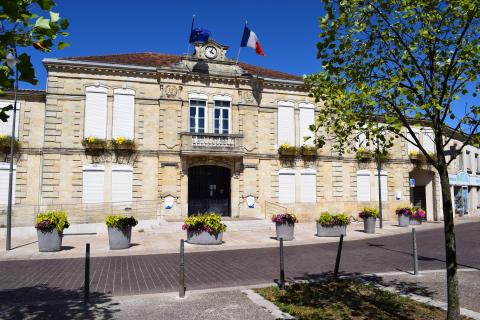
[0,0,69,121]
[305,1,479,318]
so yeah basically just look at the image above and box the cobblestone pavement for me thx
[0,222,478,304]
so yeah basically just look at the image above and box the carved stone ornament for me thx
[241,91,255,104]
[165,85,178,98]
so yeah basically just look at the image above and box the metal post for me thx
[179,239,185,298]
[333,234,344,280]
[84,243,90,303]
[376,151,383,229]
[279,237,285,290]
[412,228,419,275]
[6,48,19,251]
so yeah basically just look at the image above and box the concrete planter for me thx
[316,224,347,237]
[363,217,376,234]
[187,230,223,245]
[409,218,423,225]
[37,229,62,252]
[108,227,132,250]
[275,222,295,241]
[398,214,410,227]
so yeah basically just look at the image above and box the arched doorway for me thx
[409,169,436,220]
[188,165,231,216]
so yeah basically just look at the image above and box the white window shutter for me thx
[357,170,371,202]
[82,165,104,203]
[277,105,294,145]
[0,163,15,205]
[113,89,135,139]
[112,165,133,203]
[0,101,20,136]
[407,128,420,153]
[279,169,295,203]
[299,107,315,146]
[374,171,388,202]
[423,130,435,154]
[84,87,107,138]
[300,169,316,203]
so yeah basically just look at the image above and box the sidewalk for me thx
[0,217,477,261]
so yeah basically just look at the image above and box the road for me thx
[1,222,479,303]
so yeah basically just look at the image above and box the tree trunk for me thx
[437,163,461,319]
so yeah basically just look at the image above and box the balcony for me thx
[180,132,244,157]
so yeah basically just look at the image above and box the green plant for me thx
[272,213,298,224]
[0,135,20,154]
[358,207,379,219]
[278,143,298,156]
[318,212,351,226]
[111,137,136,150]
[82,137,107,150]
[35,211,69,233]
[105,215,138,229]
[182,212,227,235]
[408,150,426,161]
[355,147,372,160]
[301,145,317,156]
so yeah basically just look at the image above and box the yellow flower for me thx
[86,136,96,143]
[115,137,126,145]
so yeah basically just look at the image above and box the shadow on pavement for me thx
[0,285,120,320]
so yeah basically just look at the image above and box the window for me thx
[0,101,20,136]
[82,165,104,203]
[300,169,316,203]
[475,154,479,173]
[113,88,135,139]
[277,102,295,145]
[214,100,230,134]
[0,163,15,205]
[458,150,464,170]
[112,165,133,203]
[84,86,107,138]
[374,170,388,202]
[357,170,371,202]
[189,99,207,133]
[422,129,435,154]
[466,151,472,172]
[299,103,315,146]
[279,168,295,203]
[407,128,420,153]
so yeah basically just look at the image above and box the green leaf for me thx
[17,54,38,85]
[35,0,55,10]
[60,19,69,30]
[35,17,51,29]
[49,11,60,23]
[57,42,70,50]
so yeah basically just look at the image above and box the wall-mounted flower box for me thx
[301,145,318,157]
[82,137,107,154]
[111,137,136,152]
[355,147,372,161]
[278,143,298,157]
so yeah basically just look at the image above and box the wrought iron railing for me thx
[180,132,243,155]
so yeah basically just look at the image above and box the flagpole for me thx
[186,14,195,55]
[236,20,247,65]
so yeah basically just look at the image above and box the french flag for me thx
[240,25,265,56]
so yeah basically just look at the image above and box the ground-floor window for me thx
[278,168,295,204]
[374,170,388,202]
[300,169,316,203]
[0,163,15,205]
[356,170,371,202]
[112,165,133,203]
[82,165,105,203]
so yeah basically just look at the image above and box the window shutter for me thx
[277,105,294,145]
[82,165,104,203]
[113,89,135,139]
[423,130,435,154]
[357,170,371,202]
[299,107,314,146]
[112,165,133,203]
[84,87,107,138]
[374,171,388,202]
[0,163,15,205]
[407,128,420,153]
[0,101,20,136]
[300,169,316,203]
[279,169,295,203]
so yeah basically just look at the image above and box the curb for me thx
[242,289,295,320]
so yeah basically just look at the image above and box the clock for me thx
[204,45,218,59]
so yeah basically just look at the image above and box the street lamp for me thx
[5,48,19,251]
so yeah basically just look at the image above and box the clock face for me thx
[204,46,218,59]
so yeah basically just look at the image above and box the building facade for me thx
[0,40,479,227]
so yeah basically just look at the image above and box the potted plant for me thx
[395,207,412,227]
[408,150,426,161]
[355,147,372,161]
[301,145,317,157]
[111,137,136,152]
[410,208,426,225]
[272,213,298,241]
[358,207,378,234]
[316,212,351,237]
[278,143,298,156]
[35,211,70,252]
[82,136,107,154]
[105,215,138,249]
[182,212,227,245]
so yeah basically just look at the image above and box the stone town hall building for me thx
[1,40,479,227]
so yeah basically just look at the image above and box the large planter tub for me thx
[316,224,347,237]
[187,230,223,245]
[363,217,376,234]
[108,227,132,250]
[398,214,410,227]
[409,218,423,225]
[276,222,295,241]
[37,229,62,252]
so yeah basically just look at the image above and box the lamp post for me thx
[5,49,19,251]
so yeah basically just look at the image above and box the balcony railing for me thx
[180,132,244,156]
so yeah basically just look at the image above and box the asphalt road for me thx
[1,222,479,303]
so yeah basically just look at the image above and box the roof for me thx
[59,52,304,82]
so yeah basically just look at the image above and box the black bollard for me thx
[279,237,285,290]
[412,228,419,275]
[334,234,344,280]
[179,239,185,298]
[84,243,90,304]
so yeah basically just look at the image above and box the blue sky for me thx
[23,0,324,90]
